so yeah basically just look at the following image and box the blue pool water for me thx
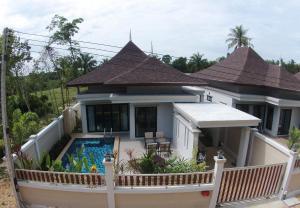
[61,137,114,173]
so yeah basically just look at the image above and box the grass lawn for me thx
[34,87,79,110]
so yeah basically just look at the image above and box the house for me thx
[67,41,260,166]
[191,47,300,138]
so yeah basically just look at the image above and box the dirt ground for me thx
[0,162,16,208]
[0,179,16,208]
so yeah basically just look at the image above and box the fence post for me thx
[30,134,40,161]
[103,158,115,208]
[279,149,298,199]
[209,155,226,208]
[57,117,62,139]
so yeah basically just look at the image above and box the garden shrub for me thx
[126,151,206,174]
[11,109,40,149]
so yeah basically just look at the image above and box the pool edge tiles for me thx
[61,137,115,173]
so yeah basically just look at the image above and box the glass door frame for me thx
[134,106,157,137]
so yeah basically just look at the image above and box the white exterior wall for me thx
[202,88,233,106]
[173,113,199,159]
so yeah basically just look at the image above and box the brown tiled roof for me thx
[295,72,300,80]
[191,47,300,92]
[67,41,206,87]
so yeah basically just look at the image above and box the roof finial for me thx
[129,29,132,41]
[151,41,153,55]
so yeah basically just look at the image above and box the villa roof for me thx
[191,47,300,92]
[295,72,300,80]
[67,41,206,87]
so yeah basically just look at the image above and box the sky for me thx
[1,0,300,62]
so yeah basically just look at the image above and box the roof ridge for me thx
[104,56,151,84]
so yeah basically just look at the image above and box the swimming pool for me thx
[61,137,114,173]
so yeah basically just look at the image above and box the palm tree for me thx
[226,25,253,49]
[188,53,209,72]
[76,53,97,74]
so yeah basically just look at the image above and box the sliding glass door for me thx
[278,109,292,135]
[135,107,157,137]
[86,104,129,132]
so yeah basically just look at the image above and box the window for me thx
[86,104,129,132]
[207,95,212,102]
[266,105,274,130]
[278,109,292,135]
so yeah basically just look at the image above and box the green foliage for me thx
[65,146,97,173]
[14,152,35,170]
[161,55,172,65]
[288,127,300,150]
[8,94,52,118]
[11,109,40,148]
[76,53,98,74]
[187,53,215,73]
[226,25,252,49]
[126,151,206,174]
[171,57,187,72]
[266,59,300,74]
[39,154,65,172]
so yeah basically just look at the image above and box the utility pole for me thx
[1,27,23,208]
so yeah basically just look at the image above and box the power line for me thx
[13,29,181,59]
[13,30,300,87]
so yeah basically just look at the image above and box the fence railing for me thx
[115,171,214,187]
[217,163,286,203]
[294,158,300,169]
[15,169,105,186]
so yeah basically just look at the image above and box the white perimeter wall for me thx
[173,113,199,159]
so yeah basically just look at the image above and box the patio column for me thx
[236,127,250,167]
[81,103,87,133]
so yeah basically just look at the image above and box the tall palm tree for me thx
[76,53,97,74]
[226,25,253,49]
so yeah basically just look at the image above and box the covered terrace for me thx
[173,103,261,167]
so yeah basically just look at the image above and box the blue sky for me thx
[1,0,300,62]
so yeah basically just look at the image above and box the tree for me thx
[76,53,97,74]
[288,127,300,150]
[226,25,252,49]
[45,15,84,109]
[162,55,172,65]
[172,57,188,72]
[187,53,210,73]
[1,32,32,111]
[11,109,40,149]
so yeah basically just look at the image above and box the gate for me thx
[218,163,286,204]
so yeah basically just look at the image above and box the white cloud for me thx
[1,0,300,61]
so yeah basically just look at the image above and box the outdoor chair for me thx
[158,141,171,157]
[144,132,155,147]
[156,131,164,138]
[146,142,158,154]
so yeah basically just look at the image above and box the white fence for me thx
[21,116,63,161]
[20,103,80,162]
